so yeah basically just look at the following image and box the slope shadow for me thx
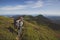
[7,26,17,34]
[48,23,60,30]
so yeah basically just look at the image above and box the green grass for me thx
[0,16,17,40]
[0,16,59,40]
[22,21,58,40]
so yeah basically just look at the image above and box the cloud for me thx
[0,0,43,11]
[0,5,27,10]
[32,1,43,8]
[0,9,42,15]
[25,0,43,8]
[0,0,44,15]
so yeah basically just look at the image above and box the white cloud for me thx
[0,9,42,15]
[0,0,44,15]
[25,0,43,8]
[0,0,43,11]
[0,5,27,10]
[31,1,43,8]
[45,0,60,6]
[0,0,60,16]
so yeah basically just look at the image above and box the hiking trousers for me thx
[18,26,22,37]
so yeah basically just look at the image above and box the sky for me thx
[0,0,60,16]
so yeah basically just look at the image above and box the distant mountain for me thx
[23,15,60,30]
[47,16,60,24]
[12,15,60,30]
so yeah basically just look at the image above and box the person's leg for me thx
[16,28,20,40]
[18,26,22,37]
[16,29,20,40]
[16,26,22,40]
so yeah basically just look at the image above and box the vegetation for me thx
[0,16,16,40]
[22,21,58,40]
[0,15,60,40]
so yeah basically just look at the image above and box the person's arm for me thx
[16,20,20,29]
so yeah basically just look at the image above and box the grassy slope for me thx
[0,16,16,40]
[0,16,59,40]
[22,21,59,40]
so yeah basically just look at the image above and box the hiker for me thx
[16,16,23,39]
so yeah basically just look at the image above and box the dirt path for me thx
[55,33,60,38]
[16,27,24,40]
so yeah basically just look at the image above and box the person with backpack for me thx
[15,16,23,40]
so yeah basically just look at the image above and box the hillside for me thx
[0,16,17,40]
[0,16,60,40]
[22,21,59,40]
[23,15,60,30]
[47,16,60,24]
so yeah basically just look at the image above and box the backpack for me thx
[14,18,18,29]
